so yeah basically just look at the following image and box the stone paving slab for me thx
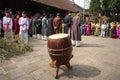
[15,74,35,80]
[0,74,9,80]
[6,68,26,80]
[0,36,120,80]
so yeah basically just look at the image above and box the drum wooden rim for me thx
[48,33,68,39]
[48,46,72,51]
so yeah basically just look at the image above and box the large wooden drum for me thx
[47,33,73,78]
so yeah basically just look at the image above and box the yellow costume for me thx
[94,23,100,36]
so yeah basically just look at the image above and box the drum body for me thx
[47,33,73,66]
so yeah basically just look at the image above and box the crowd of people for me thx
[0,10,29,43]
[0,9,82,46]
[80,21,120,38]
[0,9,120,47]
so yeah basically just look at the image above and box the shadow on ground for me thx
[81,43,104,47]
[59,64,101,78]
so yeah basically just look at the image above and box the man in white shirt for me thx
[3,11,13,39]
[19,11,29,43]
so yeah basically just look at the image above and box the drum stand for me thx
[49,54,73,79]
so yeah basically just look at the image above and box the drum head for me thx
[49,33,68,39]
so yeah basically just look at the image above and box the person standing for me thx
[71,12,81,47]
[31,16,37,38]
[19,11,29,43]
[0,10,4,37]
[3,11,13,40]
[101,21,107,38]
[0,10,4,20]
[105,22,110,37]
[53,13,62,34]
[85,22,91,36]
[13,14,20,39]
[119,23,120,39]
[64,12,72,34]
[111,22,117,38]
[80,23,83,35]
[82,23,86,35]
[80,22,86,35]
[116,22,120,38]
[0,19,2,36]
[36,16,42,39]
[91,21,95,35]
[47,14,54,36]
[41,14,48,40]
[110,22,115,38]
[94,22,100,36]
[29,16,33,37]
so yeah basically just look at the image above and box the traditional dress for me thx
[80,24,83,35]
[112,26,116,38]
[115,24,120,38]
[19,17,29,43]
[119,26,120,38]
[101,24,106,37]
[0,19,4,37]
[3,16,13,39]
[48,17,54,36]
[86,23,91,36]
[13,18,20,35]
[13,17,20,40]
[0,11,4,20]
[32,18,37,38]
[116,22,120,38]
[71,15,81,47]
[110,22,115,37]
[0,11,4,37]
[91,22,95,35]
[82,23,86,35]
[105,23,110,37]
[64,15,72,34]
[94,23,100,36]
[28,18,33,37]
[41,17,48,40]
[0,19,2,33]
[36,17,42,39]
[53,16,61,34]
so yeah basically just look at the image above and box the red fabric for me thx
[13,18,20,35]
[6,24,9,32]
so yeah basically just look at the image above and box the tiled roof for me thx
[31,0,81,12]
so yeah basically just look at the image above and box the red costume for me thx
[13,18,20,35]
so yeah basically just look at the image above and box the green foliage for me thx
[89,0,101,14]
[108,0,117,9]
[71,13,76,18]
[89,0,120,21]
[101,0,120,21]
[80,13,84,22]
[0,38,33,62]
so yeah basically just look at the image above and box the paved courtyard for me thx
[0,36,120,80]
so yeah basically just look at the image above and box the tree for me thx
[101,0,120,21]
[89,0,101,15]
[101,0,109,16]
[89,0,120,21]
